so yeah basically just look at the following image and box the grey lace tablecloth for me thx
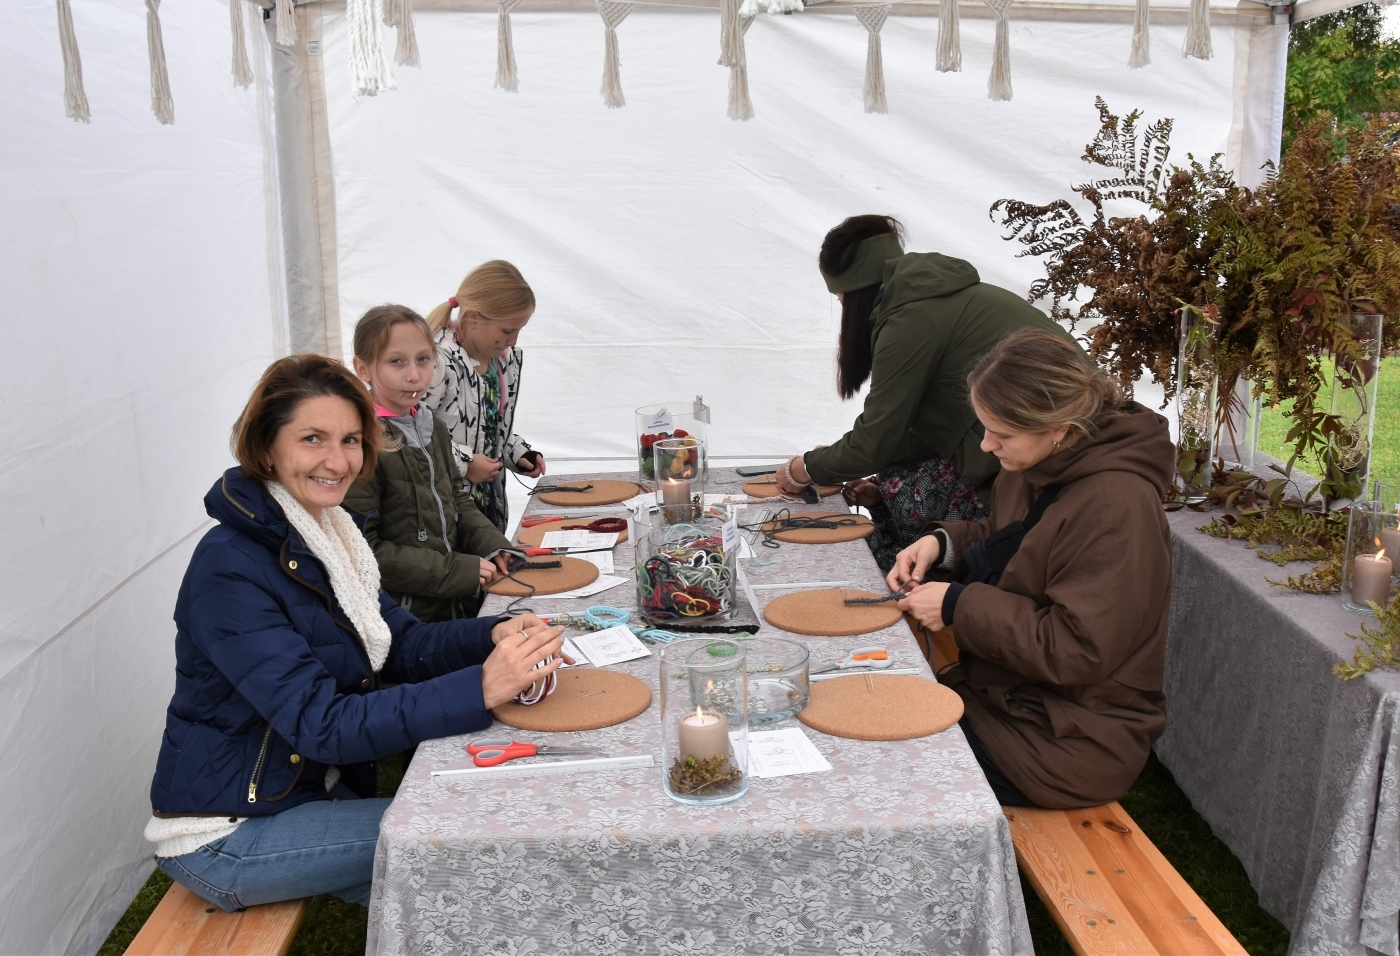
[1157,507,1400,956]
[367,470,1032,956]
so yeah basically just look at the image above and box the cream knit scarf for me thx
[266,481,392,672]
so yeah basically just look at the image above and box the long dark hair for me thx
[820,215,905,399]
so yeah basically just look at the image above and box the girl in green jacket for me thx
[344,305,515,621]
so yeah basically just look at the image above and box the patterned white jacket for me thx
[424,329,535,526]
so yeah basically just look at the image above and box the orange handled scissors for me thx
[811,646,892,674]
[466,738,600,768]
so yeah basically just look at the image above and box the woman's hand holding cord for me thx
[775,455,811,495]
[898,581,951,632]
[887,534,942,591]
[481,618,574,708]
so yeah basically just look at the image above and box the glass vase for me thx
[637,399,710,483]
[633,509,738,626]
[1343,500,1397,615]
[1216,376,1261,473]
[1175,308,1218,501]
[659,638,749,806]
[652,437,706,525]
[1325,311,1383,503]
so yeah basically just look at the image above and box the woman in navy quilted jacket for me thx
[145,354,568,912]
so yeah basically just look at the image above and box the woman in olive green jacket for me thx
[344,306,515,621]
[775,215,1068,570]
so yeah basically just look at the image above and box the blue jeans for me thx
[158,788,390,912]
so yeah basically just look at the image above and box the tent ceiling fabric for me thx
[319,7,1274,463]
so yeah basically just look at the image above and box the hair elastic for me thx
[448,296,459,309]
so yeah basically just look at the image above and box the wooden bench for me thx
[124,882,307,956]
[905,616,1248,956]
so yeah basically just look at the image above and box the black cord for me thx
[526,482,595,496]
[496,558,564,614]
[737,508,866,549]
[843,593,902,606]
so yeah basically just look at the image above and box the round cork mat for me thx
[798,674,963,740]
[535,480,641,507]
[763,588,904,636]
[762,511,875,544]
[743,476,843,499]
[516,519,629,548]
[487,557,599,596]
[493,669,652,731]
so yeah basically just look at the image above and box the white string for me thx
[55,0,90,122]
[383,0,421,67]
[982,0,1012,101]
[1183,0,1213,59]
[231,0,254,88]
[347,0,396,96]
[497,0,523,90]
[855,4,890,114]
[719,0,742,66]
[728,13,755,120]
[1128,0,1150,67]
[275,0,298,46]
[146,0,175,125]
[936,0,960,72]
[598,0,633,108]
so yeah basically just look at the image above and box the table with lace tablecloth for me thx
[1158,506,1400,956]
[366,470,1032,956]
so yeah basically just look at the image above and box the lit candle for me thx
[1352,548,1393,609]
[677,706,728,763]
[662,478,691,509]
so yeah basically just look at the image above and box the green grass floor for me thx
[100,749,1289,956]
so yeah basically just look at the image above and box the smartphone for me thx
[735,465,780,477]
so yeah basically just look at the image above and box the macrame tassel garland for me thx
[1183,0,1213,59]
[146,0,175,124]
[274,0,298,46]
[936,0,961,73]
[739,0,801,14]
[230,0,254,88]
[983,0,1013,101]
[719,0,742,67]
[347,0,396,96]
[496,0,522,90]
[383,0,420,68]
[55,0,90,122]
[856,4,891,114]
[597,0,633,109]
[1128,0,1151,68]
[727,14,755,120]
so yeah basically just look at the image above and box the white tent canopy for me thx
[0,0,1313,949]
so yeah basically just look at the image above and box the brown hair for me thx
[967,328,1123,440]
[353,304,435,366]
[231,354,386,482]
[819,215,905,399]
[426,260,536,335]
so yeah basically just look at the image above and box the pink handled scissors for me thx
[465,738,600,768]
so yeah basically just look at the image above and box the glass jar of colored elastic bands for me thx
[636,399,710,484]
[634,510,737,627]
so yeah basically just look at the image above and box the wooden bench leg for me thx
[124,881,308,956]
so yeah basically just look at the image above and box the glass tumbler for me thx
[659,638,749,806]
[1343,500,1396,615]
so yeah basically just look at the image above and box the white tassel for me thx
[739,0,800,13]
[146,0,175,124]
[347,0,396,96]
[597,0,632,109]
[495,0,521,90]
[1129,0,1151,67]
[231,0,254,88]
[728,14,755,120]
[856,4,890,114]
[936,0,960,72]
[719,0,741,67]
[55,0,90,122]
[274,0,297,46]
[383,0,420,68]
[1183,0,1213,59]
[983,0,1012,101]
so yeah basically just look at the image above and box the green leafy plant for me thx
[1337,589,1400,678]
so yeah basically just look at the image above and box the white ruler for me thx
[430,753,654,783]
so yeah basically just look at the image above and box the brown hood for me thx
[1024,402,1173,496]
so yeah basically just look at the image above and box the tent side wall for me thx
[0,1,283,952]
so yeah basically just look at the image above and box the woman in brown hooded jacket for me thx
[889,328,1174,809]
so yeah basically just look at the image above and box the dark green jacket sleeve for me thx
[343,469,486,602]
[804,303,956,484]
[450,458,513,558]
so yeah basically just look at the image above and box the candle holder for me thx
[633,509,738,626]
[1343,500,1395,615]
[652,437,706,524]
[659,638,749,806]
[743,637,810,725]
[637,399,710,483]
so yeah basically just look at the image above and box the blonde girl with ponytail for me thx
[422,261,544,533]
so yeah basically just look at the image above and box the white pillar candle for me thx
[677,707,728,763]
[662,478,691,508]
[1352,551,1393,609]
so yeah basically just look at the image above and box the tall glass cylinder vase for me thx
[659,638,749,806]
[637,399,711,483]
[652,437,706,525]
[1175,308,1218,502]
[1217,376,1261,472]
[1343,500,1397,615]
[633,508,738,626]
[1326,310,1383,503]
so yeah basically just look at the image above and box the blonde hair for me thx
[968,328,1123,440]
[426,260,536,335]
[353,304,434,367]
